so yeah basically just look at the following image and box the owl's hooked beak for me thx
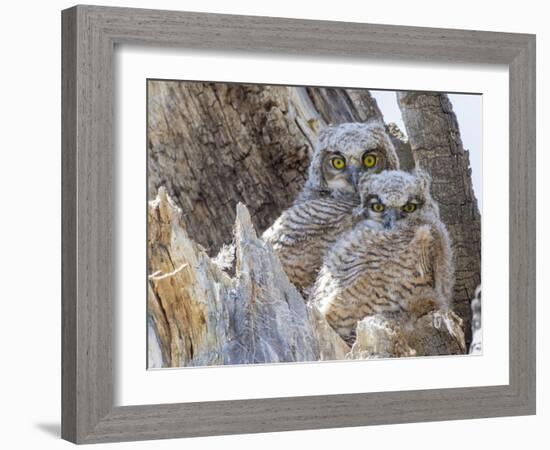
[347,165,361,190]
[383,209,398,229]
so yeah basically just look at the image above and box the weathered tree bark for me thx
[148,188,465,367]
[397,92,482,346]
[386,122,416,171]
[347,311,465,359]
[148,81,412,255]
[147,188,350,367]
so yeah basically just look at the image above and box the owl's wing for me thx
[410,225,433,280]
[262,198,356,247]
[427,221,455,309]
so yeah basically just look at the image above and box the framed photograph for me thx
[62,5,536,444]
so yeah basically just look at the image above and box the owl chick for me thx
[311,169,454,342]
[263,122,400,294]
[297,121,400,202]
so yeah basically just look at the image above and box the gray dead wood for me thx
[147,188,349,367]
[348,311,465,359]
[397,92,482,346]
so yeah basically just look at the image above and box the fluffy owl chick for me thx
[262,122,400,293]
[297,121,400,203]
[311,169,454,342]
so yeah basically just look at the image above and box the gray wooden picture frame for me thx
[61,4,536,444]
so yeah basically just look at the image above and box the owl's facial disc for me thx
[322,149,384,195]
[365,195,423,229]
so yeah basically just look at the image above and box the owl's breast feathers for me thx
[314,222,440,340]
[262,197,359,292]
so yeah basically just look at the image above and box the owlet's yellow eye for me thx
[371,203,385,213]
[362,153,378,168]
[402,203,417,213]
[331,156,346,170]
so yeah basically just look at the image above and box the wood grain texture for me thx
[397,92,481,347]
[61,4,536,444]
[146,188,349,367]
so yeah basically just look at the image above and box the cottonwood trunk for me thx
[148,81,411,255]
[147,188,350,367]
[397,92,482,346]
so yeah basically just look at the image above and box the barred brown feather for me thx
[311,170,454,342]
[262,197,359,293]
